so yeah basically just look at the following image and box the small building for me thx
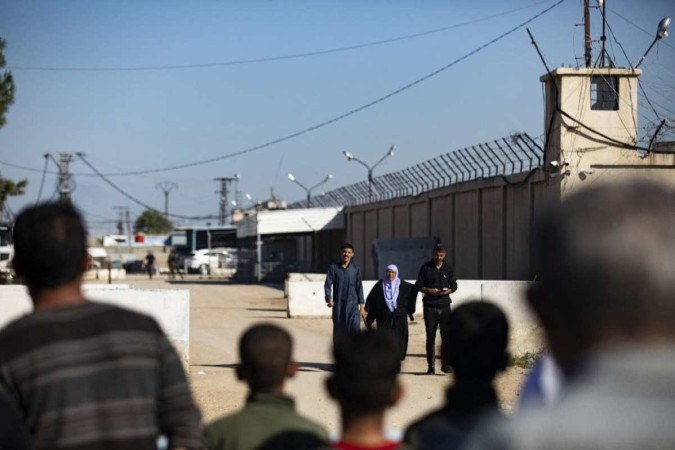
[235,207,345,282]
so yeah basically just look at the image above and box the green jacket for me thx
[206,393,329,450]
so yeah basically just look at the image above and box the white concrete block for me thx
[0,285,190,364]
[286,277,545,355]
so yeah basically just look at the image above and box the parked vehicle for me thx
[123,260,145,274]
[0,222,14,281]
[183,248,235,275]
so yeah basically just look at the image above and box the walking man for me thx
[168,248,184,280]
[324,243,366,343]
[0,202,204,449]
[416,243,457,375]
[145,249,156,279]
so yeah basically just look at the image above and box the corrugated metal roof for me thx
[288,133,544,208]
[236,207,344,238]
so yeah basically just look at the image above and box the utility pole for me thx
[46,152,82,203]
[584,0,592,68]
[600,0,607,67]
[113,206,131,250]
[214,175,239,225]
[155,182,178,218]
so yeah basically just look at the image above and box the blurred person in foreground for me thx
[404,301,509,450]
[206,323,328,450]
[365,264,417,361]
[467,180,675,449]
[326,330,405,450]
[0,202,203,450]
[0,391,29,449]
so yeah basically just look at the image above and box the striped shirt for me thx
[0,301,204,450]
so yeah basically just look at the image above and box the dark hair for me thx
[12,202,88,294]
[331,330,400,414]
[340,243,354,252]
[533,181,675,342]
[239,323,293,392]
[441,301,509,380]
[433,243,446,253]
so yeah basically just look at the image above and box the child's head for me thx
[327,330,402,416]
[237,323,296,393]
[442,301,510,381]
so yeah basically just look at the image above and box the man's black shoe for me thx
[441,365,452,374]
[426,367,435,375]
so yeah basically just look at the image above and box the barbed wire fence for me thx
[289,133,544,208]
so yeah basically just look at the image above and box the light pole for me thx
[635,16,671,68]
[287,173,333,207]
[342,145,395,202]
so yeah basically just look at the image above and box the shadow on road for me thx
[246,307,286,313]
[297,362,334,372]
[192,361,334,372]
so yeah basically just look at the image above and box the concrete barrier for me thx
[286,274,542,355]
[83,268,126,281]
[0,284,191,364]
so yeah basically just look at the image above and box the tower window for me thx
[590,76,619,110]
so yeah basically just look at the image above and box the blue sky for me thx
[0,0,673,234]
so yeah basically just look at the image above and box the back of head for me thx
[13,202,88,295]
[331,330,400,415]
[532,181,675,362]
[442,301,509,381]
[239,323,293,393]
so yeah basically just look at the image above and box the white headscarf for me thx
[383,264,401,312]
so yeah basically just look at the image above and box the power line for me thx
[70,0,570,178]
[2,0,567,180]
[78,153,218,220]
[8,0,556,73]
[608,9,675,52]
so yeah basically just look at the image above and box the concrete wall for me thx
[0,285,191,364]
[346,174,558,281]
[340,69,673,283]
[286,275,542,355]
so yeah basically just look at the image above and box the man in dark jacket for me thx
[415,244,457,375]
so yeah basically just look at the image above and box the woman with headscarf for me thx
[365,264,418,361]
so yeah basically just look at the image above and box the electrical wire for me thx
[8,0,556,72]
[78,154,219,220]
[527,22,666,155]
[2,1,568,179]
[67,0,569,178]
[608,9,675,53]
[35,155,49,203]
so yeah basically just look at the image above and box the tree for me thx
[0,176,27,219]
[0,37,25,218]
[0,38,15,128]
[134,210,173,234]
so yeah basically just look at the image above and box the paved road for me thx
[119,275,527,435]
